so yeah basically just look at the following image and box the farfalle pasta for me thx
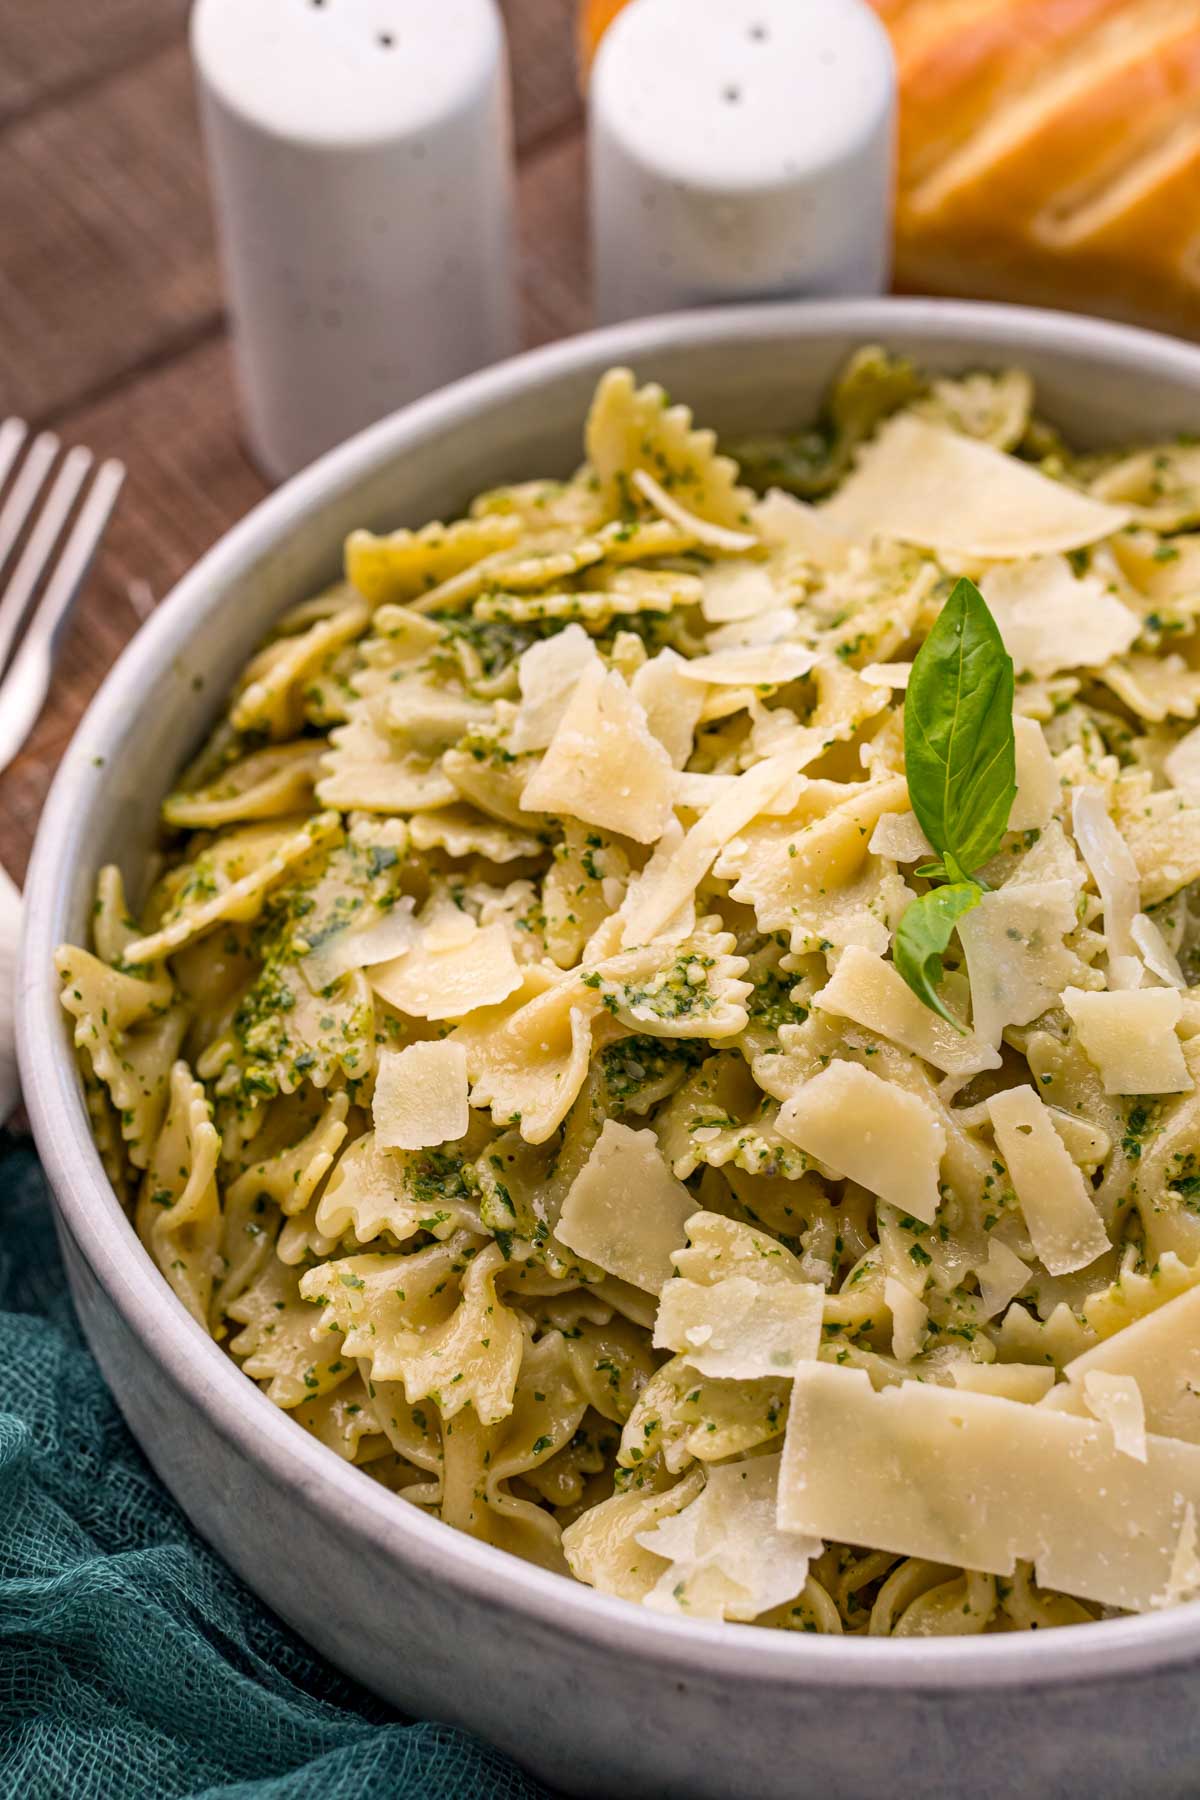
[59,351,1200,1633]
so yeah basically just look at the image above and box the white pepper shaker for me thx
[191,0,519,482]
[590,0,895,325]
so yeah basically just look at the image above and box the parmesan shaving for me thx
[987,1086,1110,1277]
[1131,912,1186,989]
[1010,717,1059,833]
[508,624,601,753]
[618,752,809,949]
[700,560,779,623]
[519,662,674,844]
[814,945,1000,1078]
[370,920,521,1021]
[1063,986,1191,1095]
[300,897,417,992]
[957,879,1081,1047]
[867,812,932,862]
[373,1040,469,1151]
[860,662,912,690]
[974,1239,1032,1320]
[1063,1286,1200,1445]
[652,1211,824,1380]
[776,1061,946,1224]
[821,417,1130,558]
[1155,1504,1200,1610]
[982,556,1139,677]
[556,1120,694,1292]
[1071,785,1142,990]
[779,1362,1200,1613]
[1080,1371,1148,1462]
[674,644,819,688]
[630,648,705,768]
[751,488,853,563]
[637,1455,820,1622]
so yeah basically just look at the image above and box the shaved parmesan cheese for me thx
[655,1272,823,1380]
[752,488,852,564]
[373,1040,468,1151]
[556,1120,694,1292]
[618,751,807,949]
[951,1363,1054,1403]
[706,606,800,650]
[300,898,417,992]
[1010,718,1059,833]
[637,1454,820,1621]
[370,920,521,1021]
[631,467,757,553]
[778,1362,1200,1613]
[776,1061,946,1224]
[674,644,819,688]
[861,662,912,690]
[1064,1286,1200,1445]
[700,560,778,623]
[562,1468,706,1603]
[1165,722,1200,801]
[421,898,477,950]
[1155,1504,1200,1609]
[630,648,705,768]
[885,1276,928,1363]
[1132,912,1186,989]
[987,1087,1110,1276]
[1081,1371,1147,1462]
[520,663,674,844]
[821,417,1129,559]
[867,811,932,862]
[508,624,600,753]
[958,879,1081,1046]
[974,1239,1032,1320]
[653,1211,824,1379]
[671,772,738,809]
[1064,986,1191,1095]
[982,556,1139,678]
[815,945,1000,1078]
[1072,785,1142,989]
[1047,1110,1111,1170]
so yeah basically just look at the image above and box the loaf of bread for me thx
[580,0,1200,339]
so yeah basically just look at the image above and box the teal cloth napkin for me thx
[0,1136,552,1799]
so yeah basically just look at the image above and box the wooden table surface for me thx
[0,0,589,882]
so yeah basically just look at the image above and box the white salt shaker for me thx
[191,0,519,482]
[590,0,895,325]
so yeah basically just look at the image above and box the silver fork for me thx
[0,422,125,1121]
[0,419,125,777]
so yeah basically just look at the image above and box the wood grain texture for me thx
[0,0,190,128]
[0,44,220,425]
[0,2,589,881]
[501,0,584,152]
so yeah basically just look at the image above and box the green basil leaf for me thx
[904,577,1017,876]
[893,883,981,1032]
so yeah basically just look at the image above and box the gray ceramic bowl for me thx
[18,299,1200,1800]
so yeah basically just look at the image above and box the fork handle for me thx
[0,458,125,776]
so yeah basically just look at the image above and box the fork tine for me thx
[0,457,125,777]
[0,420,28,495]
[0,444,93,677]
[0,430,59,588]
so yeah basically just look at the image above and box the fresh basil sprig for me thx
[904,577,1017,873]
[894,578,1017,1030]
[893,882,981,1030]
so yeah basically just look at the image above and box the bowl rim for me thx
[20,294,1200,1693]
